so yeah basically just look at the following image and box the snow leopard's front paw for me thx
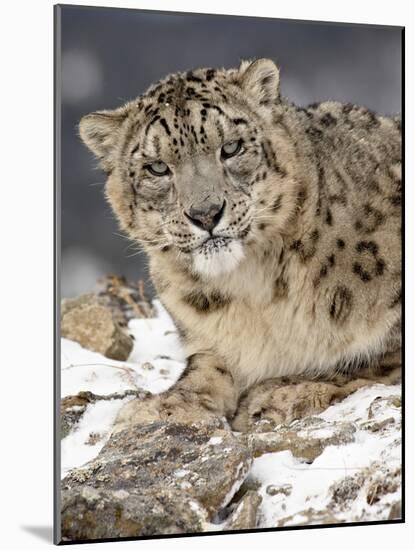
[112,390,217,432]
[113,353,239,431]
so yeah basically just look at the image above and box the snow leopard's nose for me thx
[184,200,226,233]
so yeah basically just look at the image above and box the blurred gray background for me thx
[58,5,402,298]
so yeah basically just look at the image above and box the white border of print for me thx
[1,1,412,549]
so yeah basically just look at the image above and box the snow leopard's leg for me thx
[231,351,401,433]
[113,353,239,432]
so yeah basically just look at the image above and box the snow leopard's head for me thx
[80,59,300,278]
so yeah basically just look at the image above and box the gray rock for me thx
[388,501,402,520]
[61,294,133,361]
[61,486,205,540]
[247,416,356,461]
[225,490,262,530]
[61,419,252,541]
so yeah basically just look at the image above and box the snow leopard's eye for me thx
[146,161,170,176]
[221,139,243,159]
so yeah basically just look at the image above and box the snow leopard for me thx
[79,59,401,431]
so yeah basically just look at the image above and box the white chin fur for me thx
[192,239,244,278]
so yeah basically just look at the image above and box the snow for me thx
[208,436,223,445]
[61,397,133,477]
[61,299,401,526]
[175,469,191,478]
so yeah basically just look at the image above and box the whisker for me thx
[88,181,106,187]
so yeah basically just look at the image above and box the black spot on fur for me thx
[315,165,325,216]
[186,71,203,83]
[206,68,216,81]
[160,118,171,136]
[271,194,283,212]
[388,194,401,207]
[325,208,333,226]
[183,291,209,312]
[330,286,353,323]
[202,102,225,116]
[319,264,328,279]
[183,289,231,313]
[336,238,346,249]
[233,118,248,125]
[290,229,319,262]
[375,259,386,276]
[342,103,354,115]
[365,109,380,129]
[290,240,302,251]
[273,163,287,177]
[320,113,337,126]
[389,288,401,308]
[353,262,372,282]
[261,142,272,168]
[356,240,379,255]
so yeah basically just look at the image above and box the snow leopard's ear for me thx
[79,105,130,162]
[239,58,280,106]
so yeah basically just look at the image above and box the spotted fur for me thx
[80,58,401,425]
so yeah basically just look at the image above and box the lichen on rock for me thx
[61,293,133,361]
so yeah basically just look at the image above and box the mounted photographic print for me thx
[54,4,404,544]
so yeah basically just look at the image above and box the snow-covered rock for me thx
[246,384,401,527]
